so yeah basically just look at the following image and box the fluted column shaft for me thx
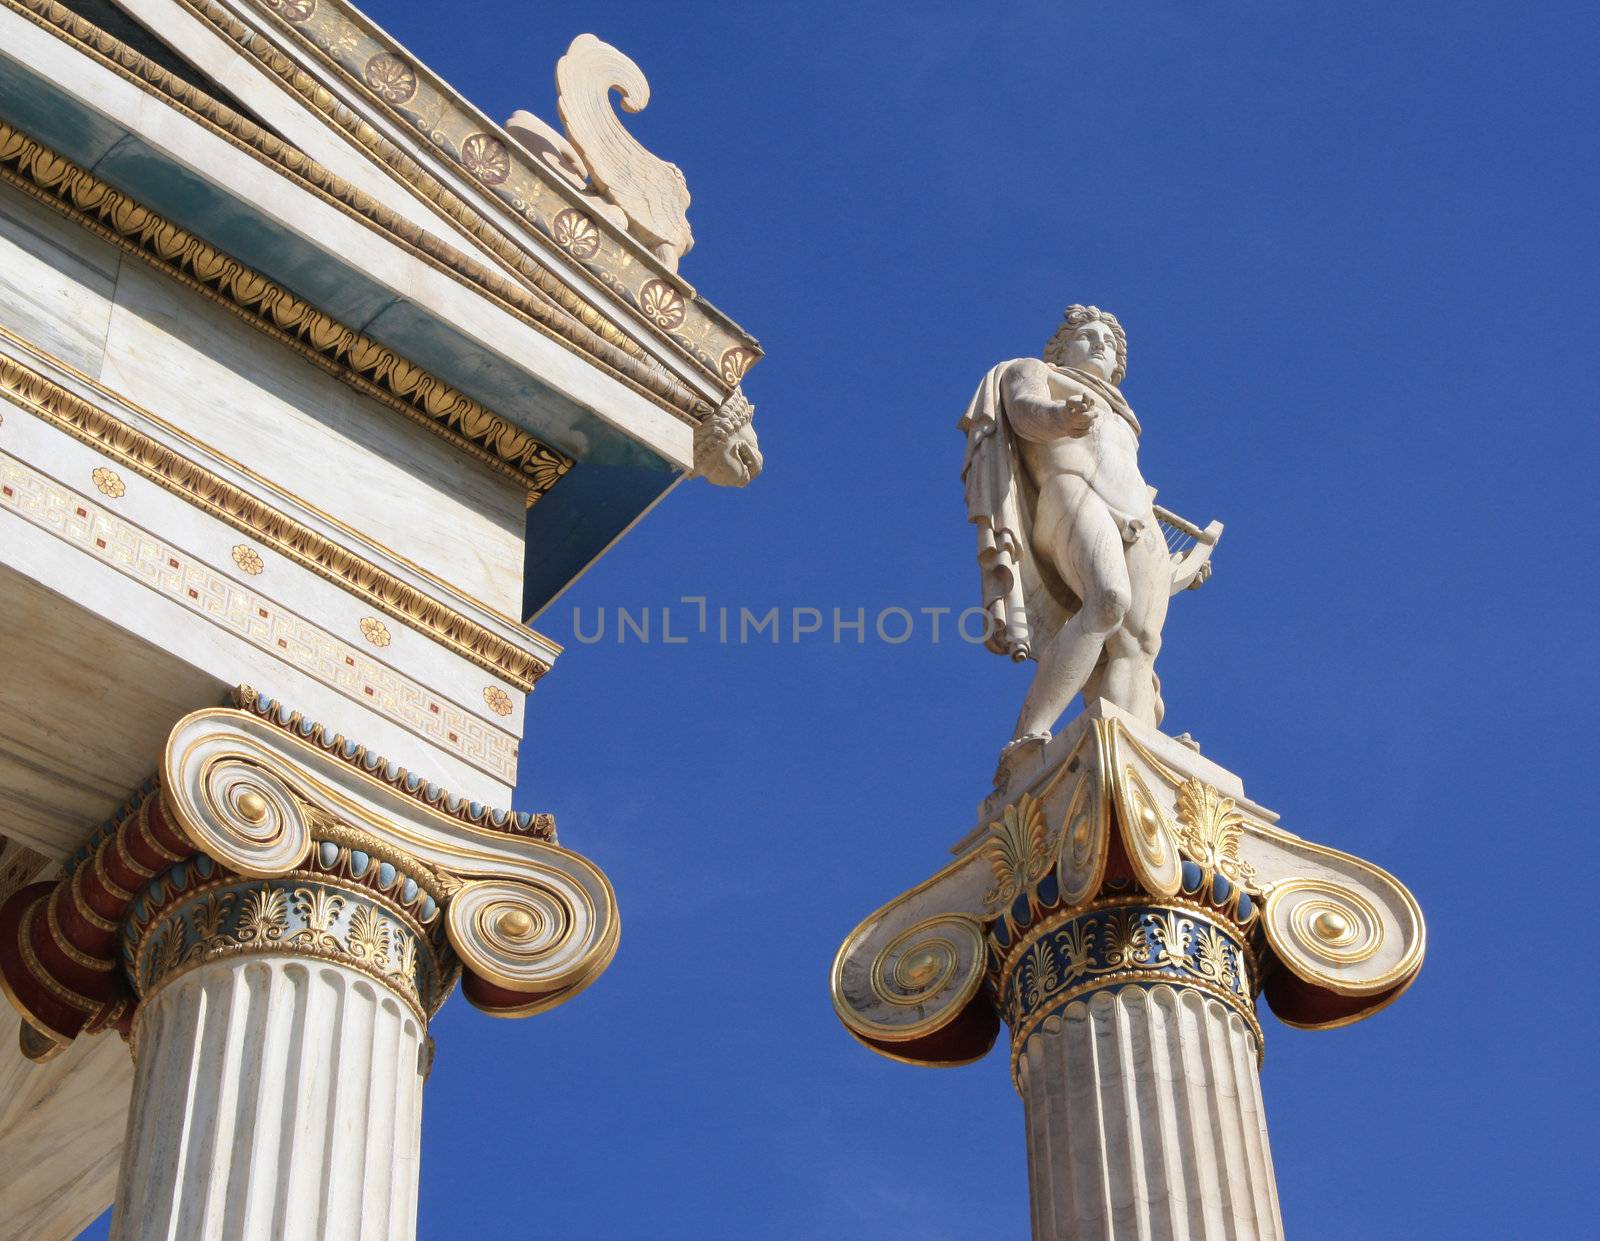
[831,715,1423,1241]
[108,846,453,1241]
[1016,983,1282,1241]
[111,955,426,1241]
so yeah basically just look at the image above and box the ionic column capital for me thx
[161,703,619,1020]
[0,694,620,1058]
[831,702,1426,1070]
[998,892,1262,1088]
[119,852,454,1029]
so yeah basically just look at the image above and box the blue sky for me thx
[91,1,1596,1236]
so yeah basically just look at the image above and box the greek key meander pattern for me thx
[0,334,550,689]
[1002,902,1261,1072]
[0,450,517,781]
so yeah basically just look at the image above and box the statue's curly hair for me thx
[1044,305,1127,384]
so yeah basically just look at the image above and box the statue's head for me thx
[1044,305,1127,384]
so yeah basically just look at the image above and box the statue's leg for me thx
[1100,524,1172,726]
[1081,655,1109,710]
[1013,483,1130,739]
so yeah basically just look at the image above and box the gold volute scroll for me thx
[831,910,995,1067]
[162,709,620,1019]
[829,706,1427,1070]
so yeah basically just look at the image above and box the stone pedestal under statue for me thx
[832,702,1424,1240]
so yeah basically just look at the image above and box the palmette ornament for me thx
[833,706,1423,1072]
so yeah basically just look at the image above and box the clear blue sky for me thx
[92,1,1596,1236]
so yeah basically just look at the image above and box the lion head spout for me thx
[692,388,763,487]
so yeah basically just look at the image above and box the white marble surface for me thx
[962,307,1218,749]
[113,0,501,267]
[0,488,516,846]
[2,326,547,702]
[0,561,222,856]
[17,234,528,619]
[0,1005,132,1241]
[0,318,534,816]
[552,35,694,270]
[1018,985,1282,1241]
[0,4,700,469]
[112,956,425,1241]
[0,180,118,378]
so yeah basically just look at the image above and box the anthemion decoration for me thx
[831,306,1425,1239]
[0,0,764,1236]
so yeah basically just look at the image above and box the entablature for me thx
[0,0,767,617]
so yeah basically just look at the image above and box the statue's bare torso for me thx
[1000,354,1172,738]
[1018,364,1153,537]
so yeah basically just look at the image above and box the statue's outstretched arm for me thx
[1001,358,1095,443]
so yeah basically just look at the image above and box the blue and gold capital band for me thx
[0,696,620,1059]
[120,844,459,1029]
[997,892,1261,1087]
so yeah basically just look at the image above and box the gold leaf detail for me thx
[1174,778,1259,889]
[1100,907,1151,970]
[359,617,391,647]
[238,887,289,943]
[1056,919,1095,981]
[1022,937,1059,1009]
[186,891,236,960]
[639,280,686,330]
[983,794,1051,908]
[0,121,572,505]
[483,686,514,717]
[552,208,601,259]
[1146,910,1192,967]
[363,54,417,104]
[719,347,754,385]
[291,887,345,952]
[231,544,264,575]
[91,467,124,498]
[461,133,510,186]
[345,903,393,963]
[150,920,185,982]
[1192,924,1238,990]
[395,934,419,987]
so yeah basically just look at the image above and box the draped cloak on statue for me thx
[957,360,1142,663]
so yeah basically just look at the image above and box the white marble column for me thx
[110,954,426,1241]
[107,829,454,1241]
[1016,984,1282,1241]
[832,712,1424,1241]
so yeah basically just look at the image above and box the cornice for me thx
[231,686,556,840]
[0,116,582,512]
[0,0,716,424]
[210,0,760,389]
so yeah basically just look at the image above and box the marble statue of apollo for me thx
[960,306,1217,764]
